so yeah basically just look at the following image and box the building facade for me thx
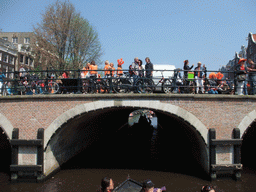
[0,32,34,71]
[0,38,17,79]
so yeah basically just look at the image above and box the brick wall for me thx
[0,95,255,140]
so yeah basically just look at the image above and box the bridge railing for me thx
[0,68,253,95]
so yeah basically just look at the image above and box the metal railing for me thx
[0,68,254,96]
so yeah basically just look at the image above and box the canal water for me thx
[1,167,256,191]
[1,116,256,191]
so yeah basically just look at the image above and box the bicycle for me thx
[29,78,60,94]
[87,76,108,94]
[135,71,174,94]
[112,72,133,93]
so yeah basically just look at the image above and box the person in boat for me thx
[140,179,164,192]
[98,177,114,192]
[201,185,215,192]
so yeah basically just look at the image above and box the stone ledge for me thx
[1,93,256,101]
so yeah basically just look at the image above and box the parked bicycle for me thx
[133,71,174,94]
[28,76,60,95]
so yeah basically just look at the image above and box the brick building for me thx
[0,32,34,71]
[0,38,17,79]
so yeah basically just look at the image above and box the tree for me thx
[32,0,103,71]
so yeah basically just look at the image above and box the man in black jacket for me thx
[145,57,154,79]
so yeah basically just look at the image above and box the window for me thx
[20,55,24,64]
[30,58,34,67]
[10,68,14,79]
[25,56,29,65]
[3,65,8,77]
[24,37,30,44]
[2,37,8,41]
[0,53,2,61]
[9,56,14,65]
[3,54,8,63]
[12,37,18,44]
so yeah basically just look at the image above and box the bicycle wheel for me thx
[96,79,107,93]
[44,82,59,94]
[113,78,131,93]
[29,81,41,94]
[135,78,154,93]
[162,79,173,94]
[188,81,196,94]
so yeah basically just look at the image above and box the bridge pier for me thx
[209,128,242,180]
[10,128,44,182]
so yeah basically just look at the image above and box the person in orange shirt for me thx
[117,63,123,77]
[104,60,111,78]
[117,58,124,77]
[89,60,98,77]
[110,63,115,77]
[89,60,98,93]
[81,63,90,78]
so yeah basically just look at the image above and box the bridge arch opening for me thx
[0,126,11,176]
[45,104,209,179]
[241,119,256,171]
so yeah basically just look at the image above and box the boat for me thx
[113,177,166,192]
[113,178,142,192]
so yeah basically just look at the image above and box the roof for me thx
[253,34,256,42]
[249,32,256,44]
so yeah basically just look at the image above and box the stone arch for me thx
[239,110,256,138]
[0,113,14,140]
[44,100,209,177]
[44,100,208,148]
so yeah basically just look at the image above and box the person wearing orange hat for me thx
[235,58,248,95]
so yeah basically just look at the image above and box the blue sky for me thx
[0,0,255,70]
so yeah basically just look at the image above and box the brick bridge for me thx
[0,94,255,181]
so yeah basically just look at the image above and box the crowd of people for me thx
[0,57,255,96]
